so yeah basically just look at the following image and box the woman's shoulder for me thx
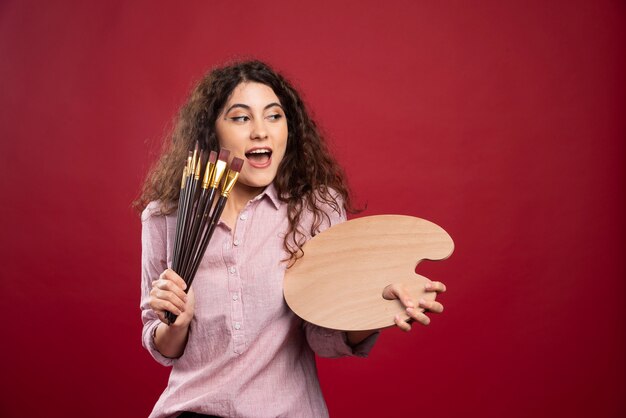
[299,187,347,235]
[141,200,177,223]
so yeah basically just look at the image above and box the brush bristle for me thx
[209,150,218,164]
[230,157,244,172]
[218,149,231,162]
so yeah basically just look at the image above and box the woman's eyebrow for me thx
[225,104,250,113]
[264,102,284,111]
[225,102,284,113]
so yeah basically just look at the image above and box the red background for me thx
[1,1,624,417]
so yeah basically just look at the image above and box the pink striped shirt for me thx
[140,184,378,418]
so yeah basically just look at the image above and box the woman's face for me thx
[215,81,288,191]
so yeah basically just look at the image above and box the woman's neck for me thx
[220,182,265,229]
[231,182,265,209]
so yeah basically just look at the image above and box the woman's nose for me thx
[250,119,268,140]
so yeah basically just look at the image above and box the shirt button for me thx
[232,294,239,301]
[233,239,240,246]
[234,322,241,330]
[229,266,236,274]
[239,212,248,221]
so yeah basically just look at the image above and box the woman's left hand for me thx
[382,281,447,332]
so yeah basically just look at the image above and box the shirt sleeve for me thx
[301,190,380,358]
[303,323,380,358]
[140,202,175,367]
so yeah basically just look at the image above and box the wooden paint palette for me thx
[283,215,454,331]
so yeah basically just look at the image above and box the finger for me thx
[425,281,447,293]
[406,307,431,326]
[150,288,186,313]
[186,286,196,309]
[159,269,188,291]
[419,298,444,314]
[155,279,188,303]
[148,298,180,316]
[151,298,183,316]
[155,310,167,324]
[382,284,415,309]
[394,314,412,332]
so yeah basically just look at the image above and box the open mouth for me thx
[244,148,272,167]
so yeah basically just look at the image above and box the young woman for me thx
[137,60,446,418]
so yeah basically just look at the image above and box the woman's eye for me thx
[267,114,283,121]
[230,115,250,122]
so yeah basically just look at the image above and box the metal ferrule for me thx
[185,156,192,178]
[180,166,188,189]
[191,149,198,172]
[220,169,240,197]
[210,159,228,189]
[201,161,216,189]
[194,155,202,180]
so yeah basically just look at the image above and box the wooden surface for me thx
[283,215,454,331]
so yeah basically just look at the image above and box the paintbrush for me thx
[178,150,217,278]
[181,149,230,280]
[178,147,203,269]
[171,151,193,272]
[186,157,244,284]
[165,149,238,325]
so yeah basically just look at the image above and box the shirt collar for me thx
[252,182,281,210]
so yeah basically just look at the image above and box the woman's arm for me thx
[345,330,378,346]
[140,204,195,363]
[149,269,196,358]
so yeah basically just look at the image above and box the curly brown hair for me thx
[135,60,355,264]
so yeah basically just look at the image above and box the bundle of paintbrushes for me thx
[166,142,244,325]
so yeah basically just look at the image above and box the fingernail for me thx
[425,282,432,290]
[405,300,415,308]
[183,283,187,290]
[406,307,414,313]
[394,314,401,322]
[419,298,429,307]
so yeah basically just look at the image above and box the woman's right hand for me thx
[149,269,196,327]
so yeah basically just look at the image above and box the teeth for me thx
[248,149,270,154]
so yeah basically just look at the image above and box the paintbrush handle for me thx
[173,172,194,271]
[171,178,188,271]
[166,178,197,325]
[181,187,218,280]
[187,195,227,286]
[179,187,209,278]
[165,310,176,325]
[166,195,227,325]
[178,177,200,268]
